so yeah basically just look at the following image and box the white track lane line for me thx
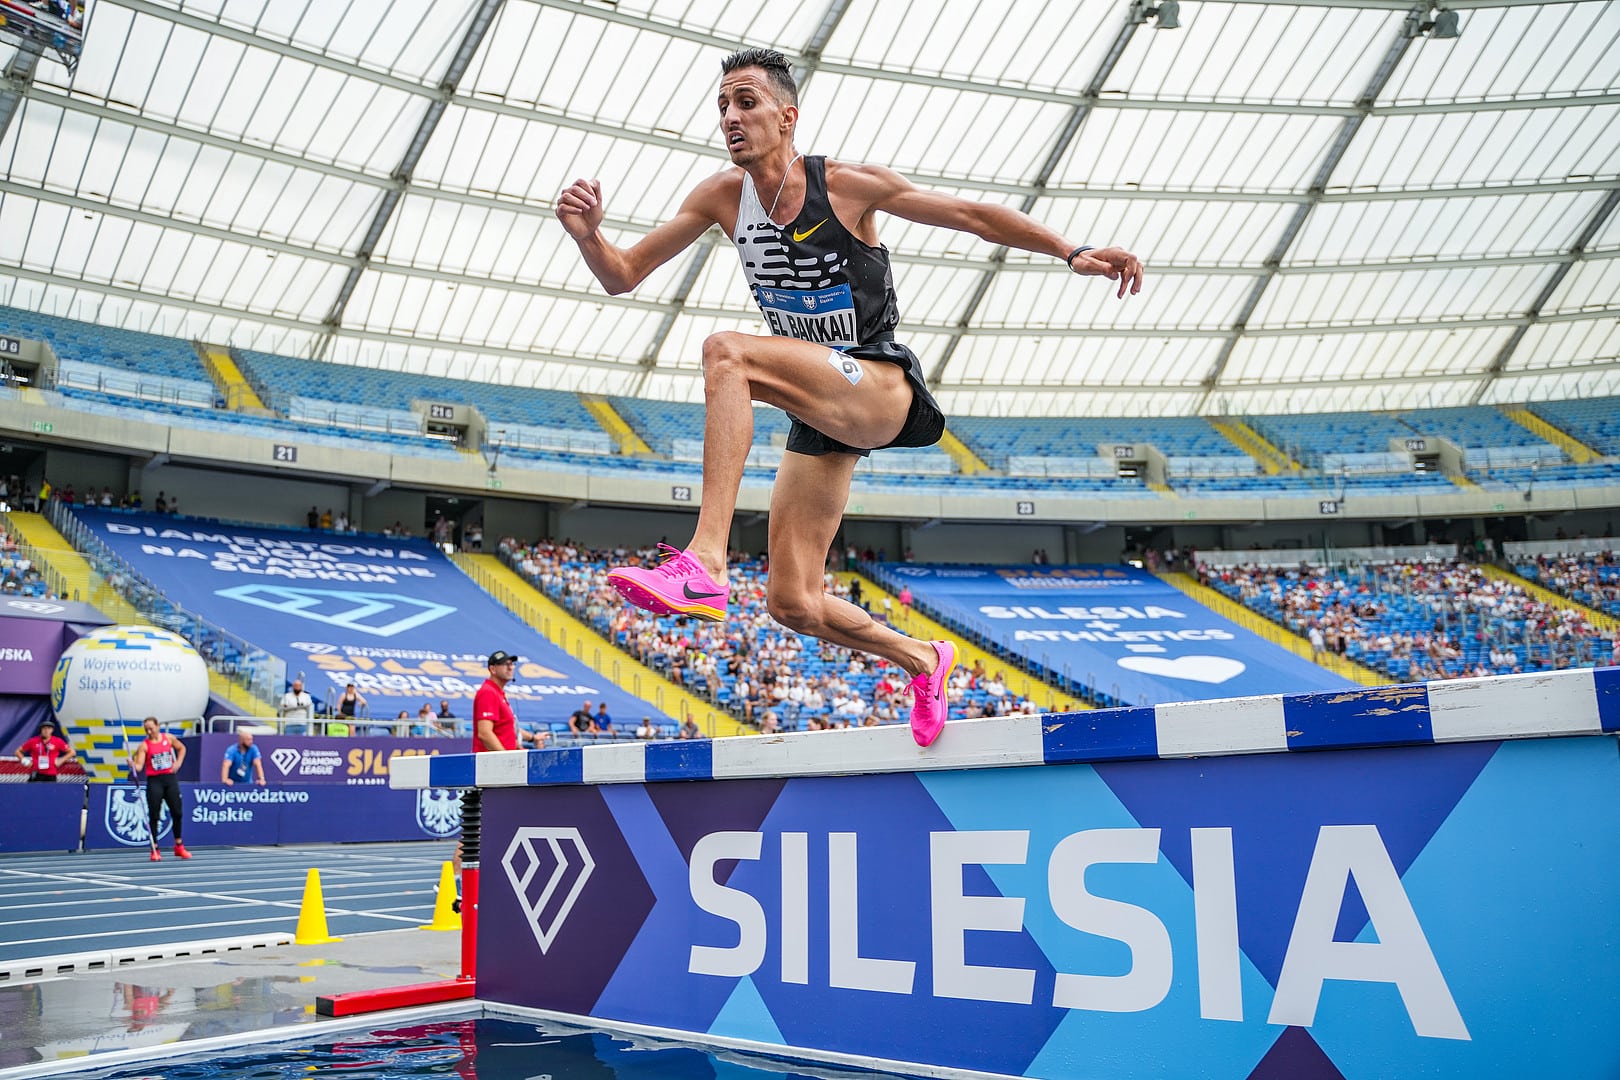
[0,867,424,921]
[13,912,419,949]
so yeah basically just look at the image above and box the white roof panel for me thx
[1051,108,1342,193]
[1545,254,1620,314]
[1289,192,1604,265]
[1252,264,1557,328]
[1224,326,1512,389]
[1380,3,1620,105]
[1336,107,1620,192]
[1112,4,1393,106]
[976,268,1254,332]
[0,0,1612,417]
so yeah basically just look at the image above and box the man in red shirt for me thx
[472,651,520,752]
[18,719,76,782]
[453,651,523,911]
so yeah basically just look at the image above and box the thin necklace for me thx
[767,153,803,223]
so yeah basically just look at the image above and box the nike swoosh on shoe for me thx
[683,583,725,600]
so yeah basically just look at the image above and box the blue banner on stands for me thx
[70,508,668,726]
[880,563,1351,704]
[84,782,464,849]
[0,781,82,852]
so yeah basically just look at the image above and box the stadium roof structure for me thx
[0,0,1616,419]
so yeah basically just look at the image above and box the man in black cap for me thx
[473,652,520,751]
[453,650,524,912]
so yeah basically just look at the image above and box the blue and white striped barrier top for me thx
[390,666,1620,791]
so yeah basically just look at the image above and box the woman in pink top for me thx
[129,716,190,862]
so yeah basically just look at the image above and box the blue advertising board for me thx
[178,733,448,786]
[475,734,1620,1078]
[71,509,667,726]
[0,781,82,853]
[84,781,464,849]
[881,563,1351,703]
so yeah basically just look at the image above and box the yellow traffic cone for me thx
[420,860,462,931]
[294,868,342,945]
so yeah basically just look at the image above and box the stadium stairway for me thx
[1,511,272,716]
[936,428,991,475]
[1503,407,1600,464]
[1478,562,1619,636]
[580,396,652,456]
[1155,571,1389,687]
[198,346,270,414]
[450,553,751,738]
[1208,418,1297,474]
[841,571,1090,712]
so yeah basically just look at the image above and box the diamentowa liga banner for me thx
[73,509,669,726]
[882,564,1351,704]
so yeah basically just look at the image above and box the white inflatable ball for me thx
[51,625,210,725]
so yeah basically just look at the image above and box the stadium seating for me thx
[51,387,461,458]
[951,416,1245,472]
[502,540,1042,732]
[0,305,211,381]
[0,528,50,598]
[1397,405,1553,455]
[6,307,1616,501]
[1514,553,1620,619]
[235,350,600,432]
[1475,461,1620,491]
[1529,397,1620,456]
[610,397,791,455]
[1246,412,1418,468]
[1170,472,1459,497]
[1201,559,1610,683]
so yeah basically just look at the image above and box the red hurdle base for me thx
[315,978,476,1017]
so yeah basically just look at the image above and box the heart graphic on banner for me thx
[1117,654,1247,684]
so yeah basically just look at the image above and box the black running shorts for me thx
[784,339,946,458]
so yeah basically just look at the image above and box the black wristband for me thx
[1064,245,1094,267]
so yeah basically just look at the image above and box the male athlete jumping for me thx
[557,47,1143,747]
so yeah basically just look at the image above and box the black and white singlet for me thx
[733,155,899,350]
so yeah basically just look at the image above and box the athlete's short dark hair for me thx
[720,47,798,106]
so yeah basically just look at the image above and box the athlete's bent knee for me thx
[766,590,820,635]
[701,332,748,377]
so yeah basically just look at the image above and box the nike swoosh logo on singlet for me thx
[792,219,829,243]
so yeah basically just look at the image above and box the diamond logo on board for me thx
[214,585,455,638]
[270,747,301,775]
[501,827,595,954]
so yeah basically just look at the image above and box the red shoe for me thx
[607,544,729,622]
[173,842,192,860]
[149,847,161,862]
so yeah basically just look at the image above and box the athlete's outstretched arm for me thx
[556,177,722,295]
[848,164,1144,299]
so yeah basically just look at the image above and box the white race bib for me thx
[756,284,858,349]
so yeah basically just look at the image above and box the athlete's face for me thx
[718,68,795,165]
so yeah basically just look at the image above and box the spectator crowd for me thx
[1199,556,1617,681]
[501,536,1046,735]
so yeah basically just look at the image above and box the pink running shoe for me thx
[908,639,958,747]
[607,544,729,622]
